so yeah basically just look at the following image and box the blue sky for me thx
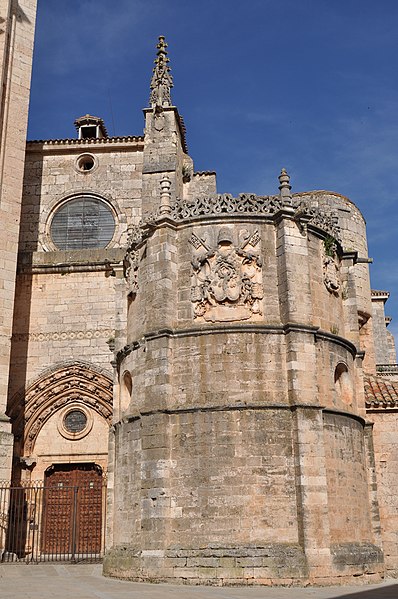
[28,0,398,342]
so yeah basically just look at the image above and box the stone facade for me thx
[1,32,398,585]
[0,0,37,480]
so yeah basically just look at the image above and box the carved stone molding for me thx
[8,362,113,456]
[12,328,114,342]
[190,227,263,322]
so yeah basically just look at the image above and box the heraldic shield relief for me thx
[190,227,264,322]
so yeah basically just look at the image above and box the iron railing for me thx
[0,481,106,563]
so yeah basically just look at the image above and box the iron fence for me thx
[0,481,107,563]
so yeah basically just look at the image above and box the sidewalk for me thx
[0,564,397,599]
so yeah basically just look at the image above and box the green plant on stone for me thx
[324,235,336,257]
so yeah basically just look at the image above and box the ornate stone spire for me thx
[149,36,173,109]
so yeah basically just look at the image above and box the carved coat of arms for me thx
[190,227,264,322]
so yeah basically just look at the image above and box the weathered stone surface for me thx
[0,29,395,588]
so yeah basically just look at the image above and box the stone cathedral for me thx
[2,0,398,587]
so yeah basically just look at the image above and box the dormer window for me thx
[74,114,108,139]
[81,126,97,139]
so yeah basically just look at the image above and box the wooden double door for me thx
[41,463,103,556]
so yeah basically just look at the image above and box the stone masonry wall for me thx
[8,269,116,400]
[106,209,383,584]
[295,192,375,374]
[21,141,144,252]
[0,0,37,479]
[368,411,398,577]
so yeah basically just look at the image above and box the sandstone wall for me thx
[106,208,383,584]
[295,191,375,374]
[0,0,37,479]
[368,411,398,577]
[7,139,145,480]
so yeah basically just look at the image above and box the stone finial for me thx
[150,36,173,109]
[159,175,172,214]
[278,168,292,205]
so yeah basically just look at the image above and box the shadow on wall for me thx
[6,155,43,483]
[326,583,398,599]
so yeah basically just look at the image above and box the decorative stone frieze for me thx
[138,192,341,248]
[171,193,284,220]
[12,328,114,342]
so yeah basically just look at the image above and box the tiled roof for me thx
[365,376,398,409]
[26,135,144,146]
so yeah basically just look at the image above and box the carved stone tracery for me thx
[191,227,264,322]
[171,193,284,221]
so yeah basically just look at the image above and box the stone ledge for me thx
[117,323,358,364]
[331,542,383,572]
[103,543,308,585]
[17,248,125,274]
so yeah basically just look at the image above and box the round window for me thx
[76,154,96,172]
[64,409,87,433]
[50,196,115,250]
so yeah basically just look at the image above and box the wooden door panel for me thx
[41,464,102,555]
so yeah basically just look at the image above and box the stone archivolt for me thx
[8,362,113,456]
[190,227,263,322]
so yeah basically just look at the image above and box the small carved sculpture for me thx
[322,239,340,295]
[124,249,140,294]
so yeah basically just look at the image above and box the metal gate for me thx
[0,477,106,563]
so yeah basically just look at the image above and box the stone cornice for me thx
[17,248,125,275]
[26,136,144,154]
[116,323,358,365]
[112,403,365,429]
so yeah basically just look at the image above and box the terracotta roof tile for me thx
[364,376,398,409]
[27,135,144,146]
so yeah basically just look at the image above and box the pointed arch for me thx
[8,361,113,455]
